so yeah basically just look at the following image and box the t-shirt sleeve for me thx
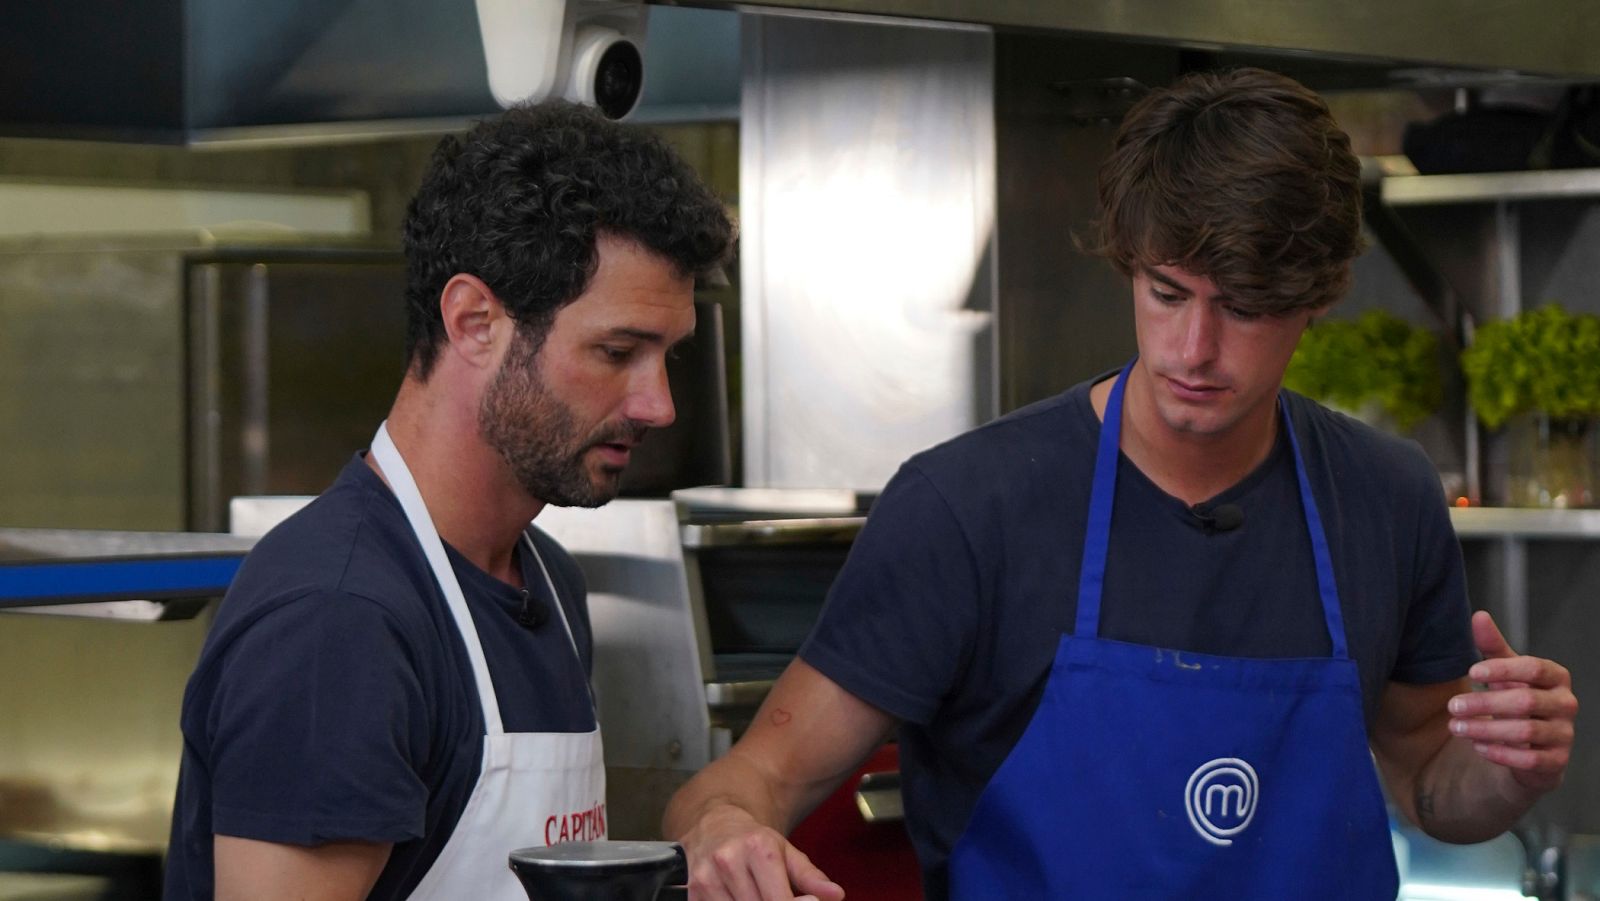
[203,591,431,845]
[799,463,980,725]
[1391,455,1479,685]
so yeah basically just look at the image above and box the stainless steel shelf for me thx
[680,517,865,548]
[1450,507,1600,540]
[1382,168,1600,206]
[0,528,255,614]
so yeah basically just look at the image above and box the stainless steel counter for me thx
[0,528,254,616]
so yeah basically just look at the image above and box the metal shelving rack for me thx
[0,528,254,618]
[1450,506,1600,540]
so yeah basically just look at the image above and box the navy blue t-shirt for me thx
[799,377,1477,899]
[164,456,595,901]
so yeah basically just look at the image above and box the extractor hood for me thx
[4,0,1595,144]
[1,1,739,144]
[715,0,1600,84]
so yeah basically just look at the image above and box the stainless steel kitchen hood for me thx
[715,0,1600,82]
[7,0,1594,144]
[2,1,739,144]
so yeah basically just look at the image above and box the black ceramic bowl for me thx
[508,841,686,901]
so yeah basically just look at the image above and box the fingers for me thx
[1448,647,1580,794]
[1451,684,1579,722]
[1467,742,1571,790]
[1468,655,1571,690]
[1450,712,1576,748]
[690,829,804,901]
[1471,610,1517,659]
[785,844,845,901]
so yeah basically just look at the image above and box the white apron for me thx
[369,423,606,901]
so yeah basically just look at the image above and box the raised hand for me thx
[1447,611,1578,794]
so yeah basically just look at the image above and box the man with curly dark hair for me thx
[667,68,1576,900]
[165,101,734,901]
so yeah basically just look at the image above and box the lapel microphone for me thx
[1190,503,1245,534]
[518,587,551,629]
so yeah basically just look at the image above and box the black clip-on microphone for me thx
[1190,503,1245,534]
[518,587,550,629]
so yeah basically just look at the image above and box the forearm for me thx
[1408,736,1541,844]
[215,835,390,901]
[663,749,817,840]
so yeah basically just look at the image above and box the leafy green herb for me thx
[1284,309,1443,430]
[1460,304,1600,429]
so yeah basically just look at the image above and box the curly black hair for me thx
[401,101,736,378]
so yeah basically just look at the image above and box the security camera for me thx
[475,0,648,120]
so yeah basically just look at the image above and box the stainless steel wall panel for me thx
[740,15,997,489]
[0,242,187,530]
[0,612,209,853]
[185,257,408,531]
[991,37,1181,410]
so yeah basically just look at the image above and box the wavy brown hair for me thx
[1083,67,1364,316]
[402,101,736,379]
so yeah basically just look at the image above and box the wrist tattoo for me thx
[1416,788,1436,823]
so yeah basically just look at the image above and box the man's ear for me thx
[438,274,511,370]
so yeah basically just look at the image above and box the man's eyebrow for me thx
[1145,269,1191,294]
[603,326,666,343]
[602,326,695,353]
[1145,268,1233,303]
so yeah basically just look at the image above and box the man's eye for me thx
[600,346,633,363]
[1153,290,1182,304]
[1224,306,1262,322]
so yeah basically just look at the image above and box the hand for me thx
[680,803,844,901]
[1447,611,1579,794]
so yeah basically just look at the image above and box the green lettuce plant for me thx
[1460,304,1600,429]
[1284,309,1443,430]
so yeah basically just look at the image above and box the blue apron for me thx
[947,363,1399,899]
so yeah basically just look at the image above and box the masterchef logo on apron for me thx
[546,802,608,845]
[1184,757,1259,846]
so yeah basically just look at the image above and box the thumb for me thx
[785,844,845,901]
[1471,610,1517,660]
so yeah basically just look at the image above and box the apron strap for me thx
[1277,396,1349,660]
[523,532,598,711]
[1073,364,1350,659]
[370,421,593,733]
[1072,361,1128,638]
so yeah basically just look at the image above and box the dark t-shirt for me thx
[164,456,594,901]
[799,378,1477,899]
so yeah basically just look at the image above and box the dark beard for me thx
[478,331,639,508]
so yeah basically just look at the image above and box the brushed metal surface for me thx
[740,14,997,489]
[703,679,777,707]
[720,0,1600,80]
[0,613,209,854]
[1451,507,1600,540]
[680,517,864,549]
[534,500,716,840]
[853,771,904,823]
[0,242,188,531]
[1385,169,1600,206]
[186,257,408,532]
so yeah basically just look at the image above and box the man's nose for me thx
[1180,300,1221,367]
[626,361,677,429]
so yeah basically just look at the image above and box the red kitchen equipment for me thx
[790,744,923,901]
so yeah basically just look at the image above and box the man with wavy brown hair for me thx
[667,68,1576,900]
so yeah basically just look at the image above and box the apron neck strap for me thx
[1073,363,1349,659]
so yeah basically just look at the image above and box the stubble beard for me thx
[478,333,634,509]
